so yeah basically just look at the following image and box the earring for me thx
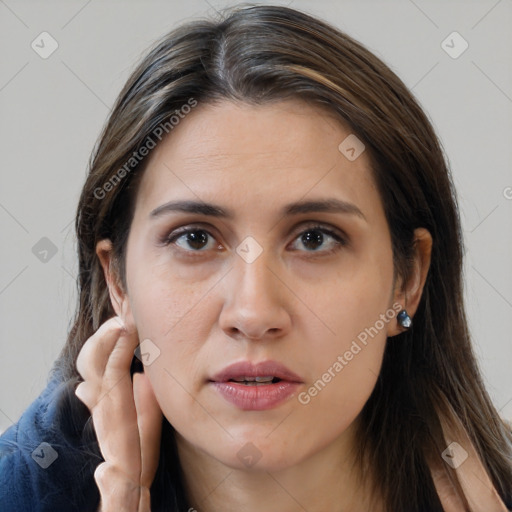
[397,309,412,329]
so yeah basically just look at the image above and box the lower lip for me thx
[210,381,302,411]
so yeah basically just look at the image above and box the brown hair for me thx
[53,4,512,510]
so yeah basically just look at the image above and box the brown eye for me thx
[162,223,347,257]
[166,229,216,252]
[300,230,325,251]
[289,225,347,255]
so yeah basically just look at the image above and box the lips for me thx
[208,360,303,411]
[209,360,303,384]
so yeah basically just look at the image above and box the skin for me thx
[83,99,438,511]
[75,318,161,511]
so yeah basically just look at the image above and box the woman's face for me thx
[107,99,405,472]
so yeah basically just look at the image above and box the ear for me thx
[96,239,136,331]
[387,227,432,337]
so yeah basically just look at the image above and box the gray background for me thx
[1,0,511,434]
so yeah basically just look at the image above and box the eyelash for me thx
[160,223,348,258]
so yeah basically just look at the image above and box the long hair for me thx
[51,4,512,510]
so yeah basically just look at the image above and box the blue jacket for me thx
[0,368,100,511]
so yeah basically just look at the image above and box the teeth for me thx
[231,376,275,383]
[255,376,274,382]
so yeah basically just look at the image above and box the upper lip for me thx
[209,360,303,383]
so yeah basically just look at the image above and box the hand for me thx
[75,316,163,512]
[431,411,508,512]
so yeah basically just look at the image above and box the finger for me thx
[102,325,140,388]
[138,486,152,512]
[94,461,140,512]
[432,465,466,512]
[91,373,142,483]
[450,434,508,512]
[76,316,126,381]
[74,381,98,412]
[435,448,508,512]
[434,408,508,512]
[75,316,131,411]
[133,372,163,489]
[89,328,142,479]
[93,360,141,481]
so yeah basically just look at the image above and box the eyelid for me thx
[288,221,348,243]
[160,220,349,251]
[159,222,220,246]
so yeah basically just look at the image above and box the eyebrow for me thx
[149,198,366,222]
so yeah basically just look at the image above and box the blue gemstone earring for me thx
[397,309,412,329]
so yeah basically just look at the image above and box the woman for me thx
[1,4,511,511]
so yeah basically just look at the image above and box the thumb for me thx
[432,403,508,512]
[133,372,163,490]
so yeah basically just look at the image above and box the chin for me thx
[222,450,301,473]
[211,433,307,473]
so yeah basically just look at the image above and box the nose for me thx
[218,246,292,342]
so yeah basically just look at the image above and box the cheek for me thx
[128,262,214,340]
[303,245,394,350]
[127,277,216,421]
[143,335,209,430]
[295,319,388,450]
[296,242,393,414]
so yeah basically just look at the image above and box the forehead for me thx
[133,99,379,221]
